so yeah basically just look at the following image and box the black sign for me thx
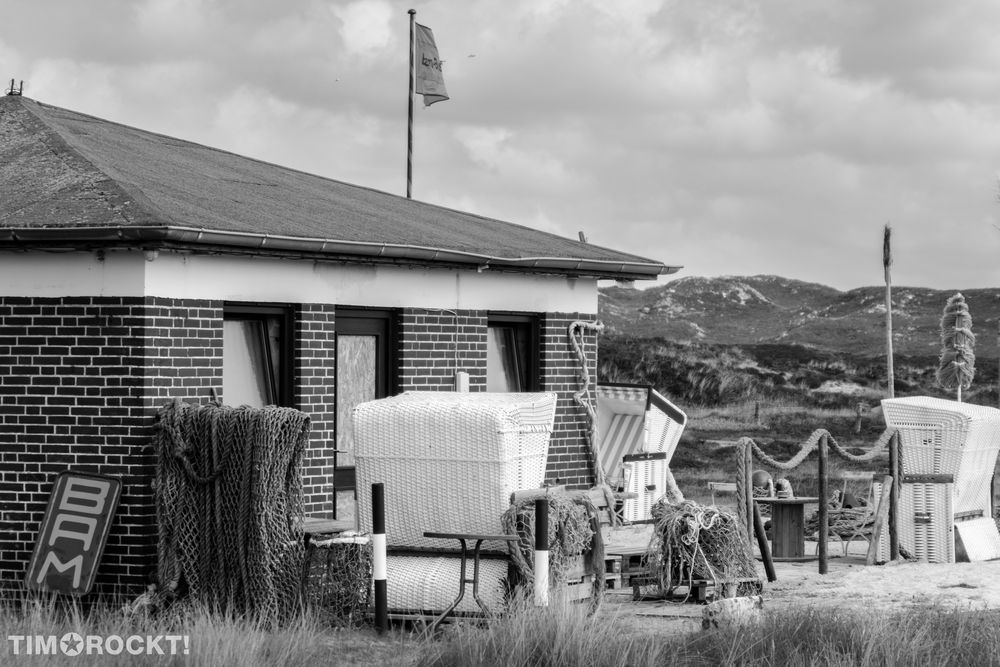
[25,472,122,595]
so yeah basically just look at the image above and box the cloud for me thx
[332,1,396,59]
[5,0,1000,290]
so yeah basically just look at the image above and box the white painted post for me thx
[534,498,549,606]
[372,483,387,633]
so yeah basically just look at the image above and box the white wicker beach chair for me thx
[353,391,557,618]
[875,396,1000,563]
[595,383,687,521]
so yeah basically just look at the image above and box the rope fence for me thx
[733,427,901,574]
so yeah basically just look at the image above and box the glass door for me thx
[335,309,394,525]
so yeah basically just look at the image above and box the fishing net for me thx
[301,535,372,627]
[646,498,761,599]
[501,491,604,602]
[154,399,310,622]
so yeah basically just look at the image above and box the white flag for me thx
[414,23,449,107]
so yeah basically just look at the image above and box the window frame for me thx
[332,307,398,501]
[223,303,295,408]
[487,312,541,392]
[334,308,397,400]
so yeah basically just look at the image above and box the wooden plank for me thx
[301,517,354,535]
[752,500,776,582]
[622,451,668,463]
[509,486,567,503]
[562,555,587,581]
[866,475,893,565]
[562,575,594,602]
[708,482,738,494]
[839,471,875,482]
[630,576,759,603]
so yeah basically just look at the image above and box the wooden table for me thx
[755,497,819,561]
[300,517,354,546]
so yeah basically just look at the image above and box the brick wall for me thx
[398,309,489,392]
[541,313,600,489]
[294,305,337,517]
[1,297,159,599]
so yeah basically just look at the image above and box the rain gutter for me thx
[0,225,680,280]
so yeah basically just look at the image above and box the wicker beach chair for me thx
[353,391,557,620]
[811,475,877,558]
[595,383,687,521]
[874,396,1000,563]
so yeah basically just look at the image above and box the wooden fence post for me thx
[818,435,828,575]
[889,431,900,560]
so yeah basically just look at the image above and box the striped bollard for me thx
[372,483,387,633]
[534,497,549,606]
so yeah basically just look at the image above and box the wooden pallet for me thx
[563,574,596,601]
[605,547,651,588]
[630,574,762,603]
[603,555,623,590]
[560,554,629,599]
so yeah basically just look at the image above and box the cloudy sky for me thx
[4,0,1000,291]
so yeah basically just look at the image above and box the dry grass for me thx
[0,596,418,666]
[9,591,1000,667]
[415,595,1000,667]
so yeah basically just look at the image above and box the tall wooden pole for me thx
[406,9,416,199]
[883,224,895,398]
[744,444,754,546]
[818,435,828,575]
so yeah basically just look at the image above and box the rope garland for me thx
[734,427,897,534]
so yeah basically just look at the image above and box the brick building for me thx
[0,94,678,598]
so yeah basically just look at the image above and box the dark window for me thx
[223,305,293,407]
[487,314,539,392]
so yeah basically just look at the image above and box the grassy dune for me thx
[8,594,1000,667]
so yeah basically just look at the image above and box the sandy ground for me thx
[600,528,1000,635]
[764,554,1000,612]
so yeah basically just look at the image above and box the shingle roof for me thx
[0,95,679,280]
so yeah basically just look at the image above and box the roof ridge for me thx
[9,98,146,227]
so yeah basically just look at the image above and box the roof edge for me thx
[0,226,681,280]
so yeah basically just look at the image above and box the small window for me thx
[487,314,539,392]
[223,306,291,407]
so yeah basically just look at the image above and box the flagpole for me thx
[406,8,416,199]
[884,223,895,399]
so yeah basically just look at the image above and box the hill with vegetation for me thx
[597,276,999,407]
